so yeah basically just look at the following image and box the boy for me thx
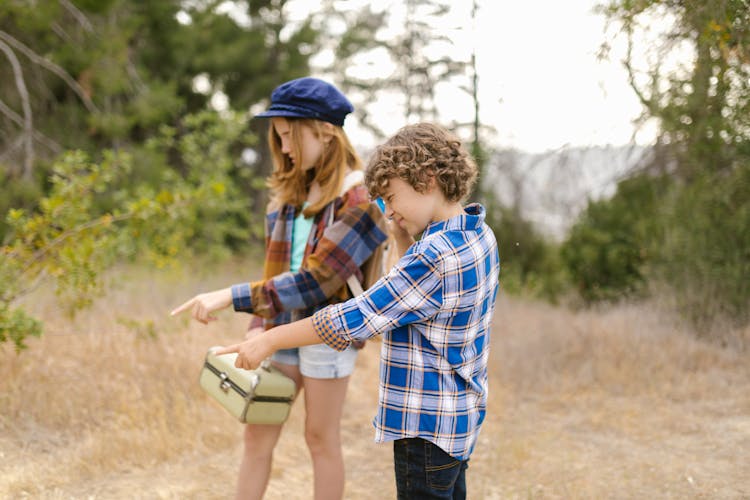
[216,123,500,499]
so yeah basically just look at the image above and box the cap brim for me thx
[254,109,311,120]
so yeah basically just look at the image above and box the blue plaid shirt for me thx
[312,204,500,460]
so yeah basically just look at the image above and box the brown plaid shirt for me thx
[232,184,387,329]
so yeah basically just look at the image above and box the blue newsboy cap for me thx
[255,77,354,126]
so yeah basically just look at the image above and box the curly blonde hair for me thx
[365,123,477,202]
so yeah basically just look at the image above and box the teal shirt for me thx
[290,202,314,273]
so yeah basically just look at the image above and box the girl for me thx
[172,77,387,499]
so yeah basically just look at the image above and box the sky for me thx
[216,0,666,153]
[305,0,661,153]
[214,0,670,234]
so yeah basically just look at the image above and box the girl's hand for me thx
[386,220,414,259]
[170,287,233,324]
[387,218,412,241]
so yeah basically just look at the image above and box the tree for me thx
[0,0,321,165]
[599,0,750,179]
[591,0,750,331]
[320,0,467,140]
[0,0,323,241]
[315,1,388,138]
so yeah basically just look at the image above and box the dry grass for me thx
[1,260,749,499]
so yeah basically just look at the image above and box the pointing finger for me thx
[214,344,240,356]
[170,298,196,316]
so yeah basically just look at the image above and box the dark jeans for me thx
[393,438,469,499]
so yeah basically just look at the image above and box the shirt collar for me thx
[423,203,486,237]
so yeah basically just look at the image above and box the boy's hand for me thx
[215,334,273,370]
[245,326,264,340]
[170,287,233,324]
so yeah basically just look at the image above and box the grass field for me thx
[1,260,749,499]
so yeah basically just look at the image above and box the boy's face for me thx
[381,177,444,236]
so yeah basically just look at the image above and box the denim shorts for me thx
[271,343,358,379]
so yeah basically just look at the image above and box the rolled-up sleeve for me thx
[312,248,444,351]
[312,303,350,351]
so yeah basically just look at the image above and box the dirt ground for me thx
[1,264,748,499]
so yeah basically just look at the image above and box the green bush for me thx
[1,111,260,351]
[561,174,670,303]
[0,169,45,242]
[143,111,263,255]
[483,199,567,302]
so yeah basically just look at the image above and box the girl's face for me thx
[271,117,329,171]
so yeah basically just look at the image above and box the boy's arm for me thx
[313,246,444,351]
[218,240,445,368]
[214,317,318,370]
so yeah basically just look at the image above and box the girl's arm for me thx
[389,220,415,259]
[170,287,232,324]
[171,190,386,324]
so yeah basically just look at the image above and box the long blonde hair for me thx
[267,118,363,217]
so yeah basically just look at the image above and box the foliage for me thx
[0,302,42,353]
[323,0,467,138]
[0,0,320,243]
[0,110,253,351]
[598,0,750,180]
[659,165,750,329]
[144,111,262,250]
[561,174,669,303]
[579,0,750,331]
[0,167,45,238]
[0,0,318,156]
[483,197,566,302]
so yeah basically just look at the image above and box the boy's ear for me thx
[425,174,438,193]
